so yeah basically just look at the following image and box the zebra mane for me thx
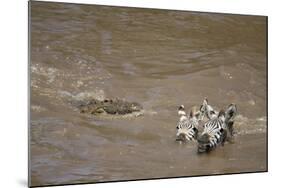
[200,98,218,120]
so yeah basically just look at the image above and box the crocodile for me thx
[78,98,143,115]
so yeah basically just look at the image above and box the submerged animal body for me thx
[176,105,199,142]
[78,98,143,115]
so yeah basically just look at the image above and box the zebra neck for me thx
[178,110,186,116]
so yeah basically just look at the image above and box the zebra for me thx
[199,98,237,139]
[199,98,218,121]
[197,102,238,153]
[197,110,227,153]
[176,105,200,142]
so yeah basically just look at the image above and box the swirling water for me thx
[30,1,267,186]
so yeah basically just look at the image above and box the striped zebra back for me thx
[197,110,227,153]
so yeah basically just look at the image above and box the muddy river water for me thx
[30,1,267,186]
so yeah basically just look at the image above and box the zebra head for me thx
[176,106,199,141]
[199,98,217,120]
[197,109,227,153]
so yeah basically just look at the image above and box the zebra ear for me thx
[218,110,225,118]
[203,98,208,106]
[178,105,185,110]
[225,103,237,121]
[189,109,194,117]
[199,104,203,111]
[195,111,201,119]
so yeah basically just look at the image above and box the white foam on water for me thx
[234,114,267,135]
[73,90,105,101]
[31,105,47,112]
[31,64,58,83]
[58,89,106,101]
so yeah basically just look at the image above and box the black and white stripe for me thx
[175,100,237,148]
[197,103,238,153]
[176,105,199,142]
[197,110,227,153]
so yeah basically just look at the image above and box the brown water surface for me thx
[30,2,267,186]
